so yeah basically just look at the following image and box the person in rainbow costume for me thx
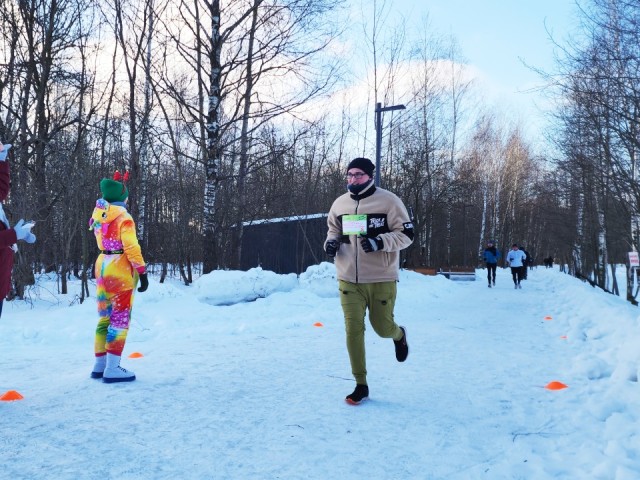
[89,171,149,383]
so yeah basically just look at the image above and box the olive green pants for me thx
[339,280,404,386]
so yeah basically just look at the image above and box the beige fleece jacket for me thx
[326,183,414,283]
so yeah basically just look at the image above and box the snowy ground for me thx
[1,264,639,479]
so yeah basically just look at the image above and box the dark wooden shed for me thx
[240,213,328,274]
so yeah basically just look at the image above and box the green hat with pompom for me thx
[100,170,129,202]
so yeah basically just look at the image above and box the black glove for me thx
[325,239,340,257]
[137,273,149,292]
[360,236,383,253]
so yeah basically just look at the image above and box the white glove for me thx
[0,144,12,162]
[14,219,36,243]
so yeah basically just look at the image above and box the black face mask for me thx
[347,178,373,195]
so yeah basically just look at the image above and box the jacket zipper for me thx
[355,200,359,283]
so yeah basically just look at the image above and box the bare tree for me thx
[549,0,640,302]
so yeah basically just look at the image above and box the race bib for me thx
[342,214,367,235]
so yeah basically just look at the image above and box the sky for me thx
[424,1,577,91]
[352,0,580,144]
[1,263,639,479]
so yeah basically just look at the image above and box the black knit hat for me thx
[347,157,375,177]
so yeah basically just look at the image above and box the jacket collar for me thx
[350,182,376,200]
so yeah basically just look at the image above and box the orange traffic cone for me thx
[545,381,568,390]
[313,322,324,327]
[0,390,24,401]
[128,352,144,358]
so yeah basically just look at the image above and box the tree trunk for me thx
[202,0,222,274]
[231,0,260,269]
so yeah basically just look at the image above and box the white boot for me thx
[103,353,136,383]
[91,355,107,379]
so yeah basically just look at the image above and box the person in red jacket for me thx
[0,142,36,318]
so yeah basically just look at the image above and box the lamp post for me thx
[374,102,406,187]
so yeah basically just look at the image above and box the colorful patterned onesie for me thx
[90,199,145,357]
